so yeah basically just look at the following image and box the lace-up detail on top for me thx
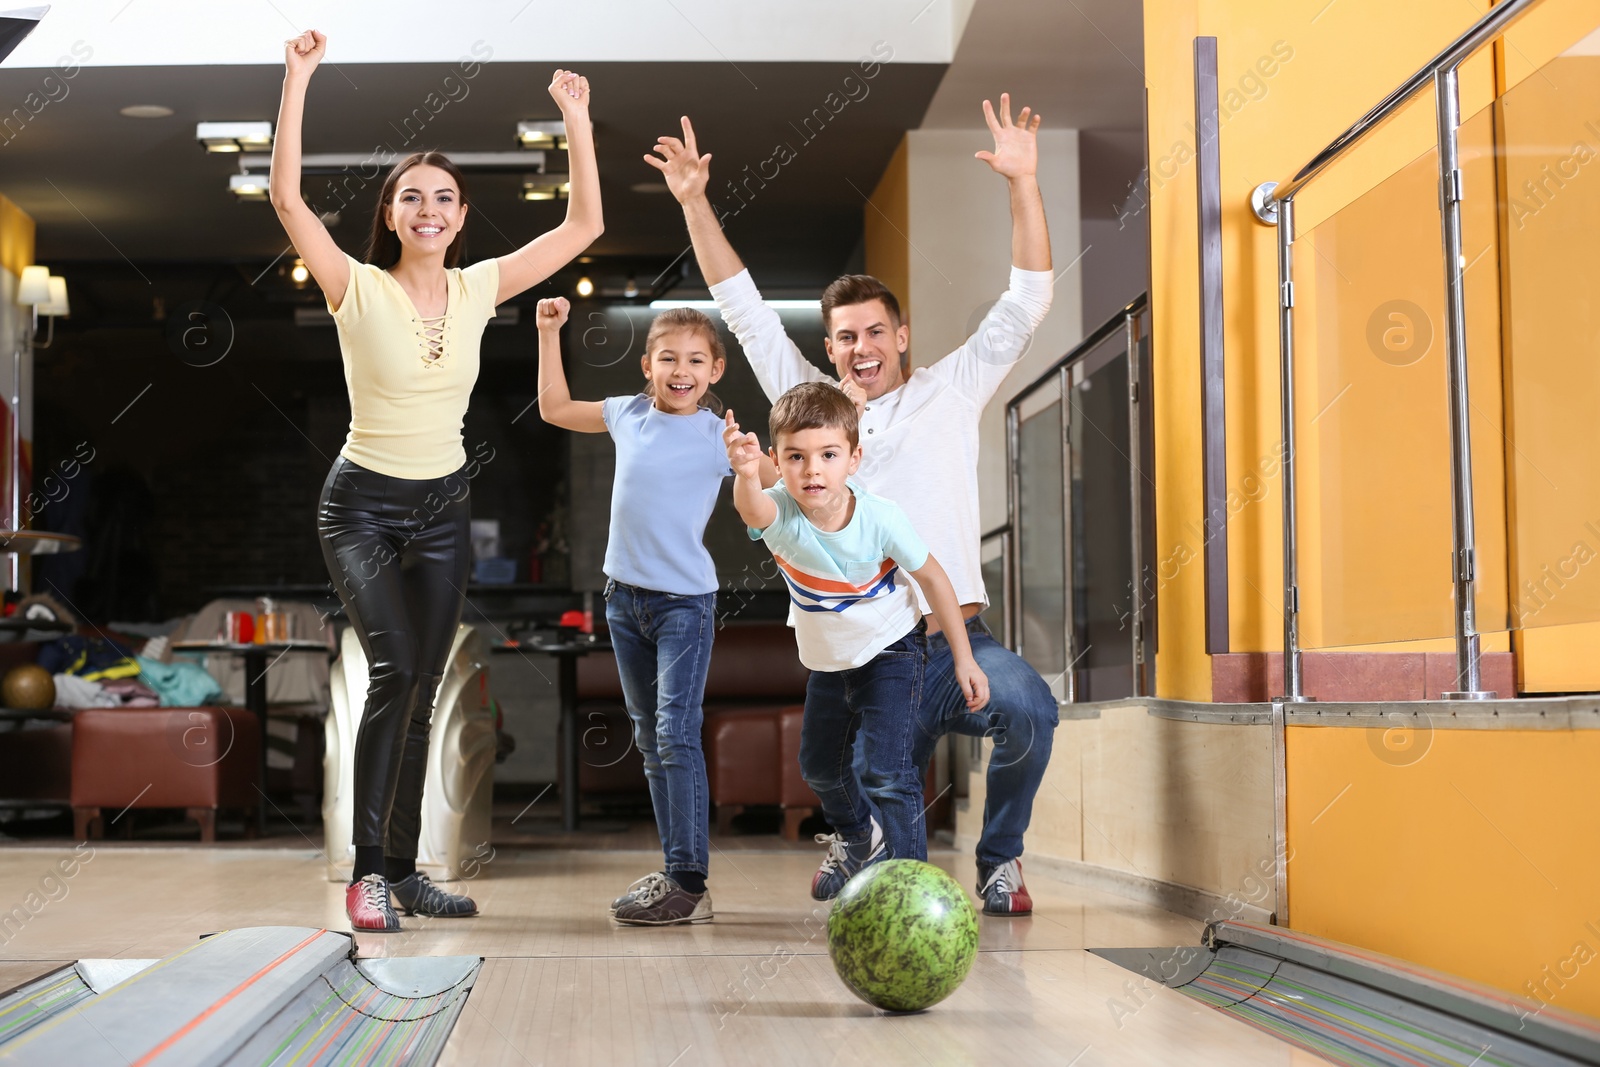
[418,313,447,367]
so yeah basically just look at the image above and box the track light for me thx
[575,276,594,298]
[197,121,273,153]
[623,277,639,299]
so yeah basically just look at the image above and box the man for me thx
[647,94,1057,916]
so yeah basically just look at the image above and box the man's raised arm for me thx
[927,94,1056,406]
[977,94,1052,273]
[646,116,826,400]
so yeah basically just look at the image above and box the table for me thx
[172,640,333,835]
[492,635,612,832]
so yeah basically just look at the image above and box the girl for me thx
[537,298,768,925]
[270,30,602,932]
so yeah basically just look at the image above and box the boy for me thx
[724,383,988,900]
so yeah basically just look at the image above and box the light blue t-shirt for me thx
[749,480,930,672]
[602,393,733,596]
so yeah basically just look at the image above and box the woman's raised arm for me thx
[495,71,604,305]
[269,31,351,310]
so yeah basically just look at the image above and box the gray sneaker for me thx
[610,872,669,915]
[390,872,478,917]
[613,875,713,926]
[810,816,886,901]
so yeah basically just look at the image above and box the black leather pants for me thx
[317,456,470,860]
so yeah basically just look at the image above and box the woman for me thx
[269,30,602,932]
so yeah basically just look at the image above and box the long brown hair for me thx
[363,151,469,269]
[643,308,726,415]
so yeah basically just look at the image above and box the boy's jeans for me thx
[605,579,715,880]
[854,615,1058,873]
[798,625,928,862]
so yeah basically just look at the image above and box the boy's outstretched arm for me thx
[724,410,778,530]
[909,554,991,711]
[536,297,607,433]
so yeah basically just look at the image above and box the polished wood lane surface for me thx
[0,847,1326,1065]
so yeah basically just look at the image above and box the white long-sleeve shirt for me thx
[711,266,1055,612]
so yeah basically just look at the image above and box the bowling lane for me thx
[442,950,1328,1067]
[0,846,1317,1065]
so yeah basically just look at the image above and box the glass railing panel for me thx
[979,530,1007,646]
[1495,27,1600,631]
[1292,95,1502,652]
[1069,348,1134,700]
[1017,390,1066,689]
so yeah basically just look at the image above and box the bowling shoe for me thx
[977,858,1034,916]
[391,871,478,917]
[610,871,669,915]
[346,873,402,932]
[613,876,713,926]
[810,817,886,901]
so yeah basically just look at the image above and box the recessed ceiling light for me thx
[575,276,594,298]
[197,121,274,153]
[229,173,268,201]
[630,182,671,194]
[517,120,568,151]
[120,105,174,119]
[520,175,570,202]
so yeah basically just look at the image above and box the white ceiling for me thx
[6,0,964,67]
[920,0,1144,131]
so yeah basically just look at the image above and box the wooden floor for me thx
[0,843,1330,1065]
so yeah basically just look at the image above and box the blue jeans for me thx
[604,579,715,880]
[799,626,928,863]
[855,616,1058,872]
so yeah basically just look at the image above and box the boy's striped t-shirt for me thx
[749,481,930,671]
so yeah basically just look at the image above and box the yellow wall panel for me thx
[864,135,910,328]
[1287,725,1600,1018]
[0,192,35,278]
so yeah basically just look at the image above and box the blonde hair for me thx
[643,308,726,414]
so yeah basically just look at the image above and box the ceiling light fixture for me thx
[120,104,174,119]
[290,258,309,285]
[197,120,273,153]
[520,176,570,202]
[623,276,640,299]
[575,276,595,298]
[229,173,268,201]
[517,120,568,151]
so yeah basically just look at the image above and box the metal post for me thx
[1000,528,1014,651]
[1006,405,1023,658]
[1434,66,1496,699]
[1275,197,1311,702]
[1126,310,1146,697]
[7,313,28,590]
[1059,366,1077,703]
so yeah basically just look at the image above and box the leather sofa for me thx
[0,637,260,840]
[573,621,819,836]
[71,706,260,841]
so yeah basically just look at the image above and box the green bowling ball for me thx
[826,859,979,1013]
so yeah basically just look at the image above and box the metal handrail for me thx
[1007,293,1148,409]
[1251,0,1555,699]
[1269,0,1541,203]
[1004,295,1151,699]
